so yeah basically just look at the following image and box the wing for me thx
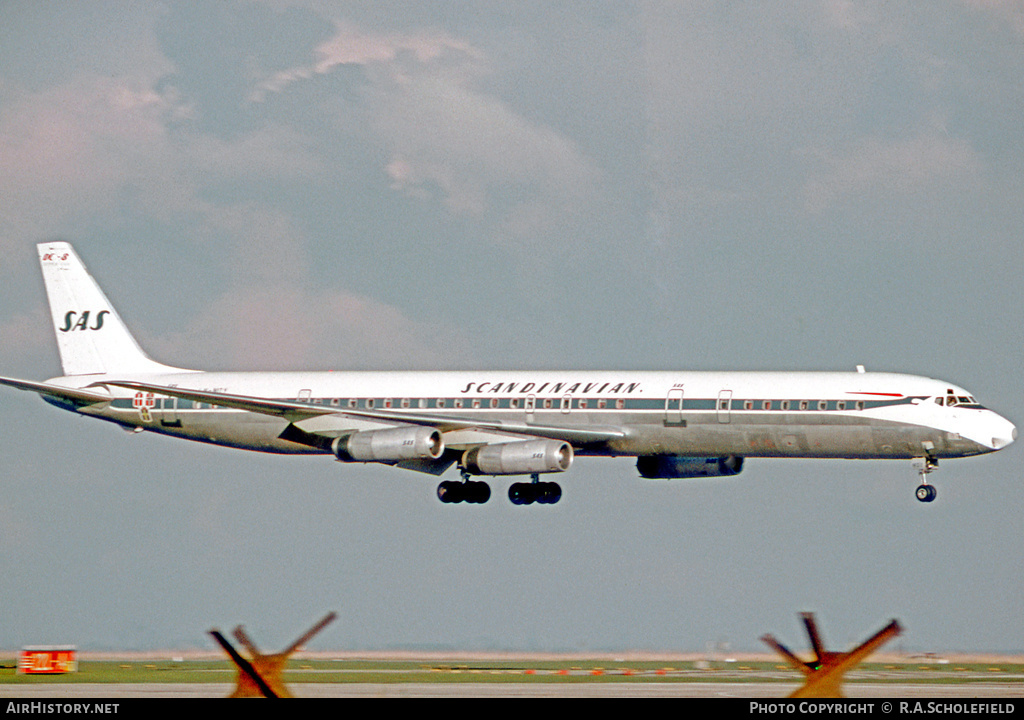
[0,375,112,407]
[103,380,625,446]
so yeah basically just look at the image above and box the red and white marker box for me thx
[17,646,78,674]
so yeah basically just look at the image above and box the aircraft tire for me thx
[915,484,936,503]
[438,480,491,504]
[537,482,562,504]
[437,480,460,503]
[508,482,534,505]
[467,480,491,504]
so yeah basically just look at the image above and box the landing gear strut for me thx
[912,457,938,503]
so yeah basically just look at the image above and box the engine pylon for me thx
[760,612,902,698]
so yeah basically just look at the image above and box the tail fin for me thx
[38,242,189,376]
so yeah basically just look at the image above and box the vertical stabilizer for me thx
[38,242,188,376]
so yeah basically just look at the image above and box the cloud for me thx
[249,19,604,242]
[143,202,475,371]
[0,307,52,376]
[151,283,475,372]
[0,67,328,275]
[962,0,1024,36]
[374,76,601,217]
[249,21,484,102]
[0,76,187,262]
[800,131,980,212]
[188,124,325,181]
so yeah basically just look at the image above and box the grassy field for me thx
[2,657,1023,686]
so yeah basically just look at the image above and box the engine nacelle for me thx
[462,440,573,476]
[332,426,444,463]
[636,455,744,479]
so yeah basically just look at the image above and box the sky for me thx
[1,1,1022,655]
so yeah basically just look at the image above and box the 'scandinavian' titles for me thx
[458,381,642,395]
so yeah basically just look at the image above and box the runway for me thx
[3,681,1022,698]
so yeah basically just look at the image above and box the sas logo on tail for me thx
[59,310,110,332]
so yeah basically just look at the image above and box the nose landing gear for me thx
[912,457,938,503]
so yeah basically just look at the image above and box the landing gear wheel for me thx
[437,480,491,504]
[912,457,939,504]
[467,480,491,504]
[508,480,562,505]
[508,482,534,505]
[437,480,461,504]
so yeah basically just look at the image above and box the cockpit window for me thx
[936,395,982,408]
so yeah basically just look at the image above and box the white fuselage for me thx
[48,369,1016,462]
[10,241,1014,505]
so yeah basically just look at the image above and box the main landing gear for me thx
[436,473,562,506]
[509,475,562,506]
[437,478,491,504]
[912,457,938,503]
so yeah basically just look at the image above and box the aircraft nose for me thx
[988,415,1016,451]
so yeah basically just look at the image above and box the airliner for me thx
[0,242,1015,505]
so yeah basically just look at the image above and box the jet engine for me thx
[462,439,573,476]
[332,426,444,463]
[636,455,744,479]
